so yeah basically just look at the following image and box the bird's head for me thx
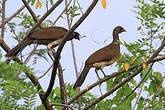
[114,26,126,34]
[73,32,80,40]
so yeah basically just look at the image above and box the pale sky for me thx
[2,0,165,103]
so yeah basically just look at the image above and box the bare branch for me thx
[52,0,72,26]
[24,0,64,38]
[147,76,165,108]
[132,82,144,110]
[0,0,31,28]
[63,40,165,107]
[123,63,154,102]
[23,44,39,64]
[1,0,5,40]
[84,67,143,110]
[21,0,42,28]
[58,63,67,106]
[38,64,53,79]
[83,37,165,109]
[44,0,99,100]
[69,0,82,109]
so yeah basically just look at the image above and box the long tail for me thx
[6,39,30,57]
[73,65,90,90]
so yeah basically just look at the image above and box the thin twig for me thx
[21,0,42,28]
[63,41,165,107]
[52,0,72,26]
[68,0,82,109]
[123,63,154,102]
[65,0,71,27]
[1,0,5,40]
[24,0,64,39]
[51,103,75,110]
[1,41,53,109]
[44,0,99,101]
[0,0,31,28]
[38,64,53,80]
[23,44,39,64]
[83,67,143,110]
[152,76,165,100]
[6,0,64,62]
[83,37,165,110]
[147,76,165,108]
[58,63,67,109]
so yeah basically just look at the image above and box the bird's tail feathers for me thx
[73,65,90,90]
[6,39,30,57]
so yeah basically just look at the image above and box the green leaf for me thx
[31,0,36,5]
[106,78,114,91]
[50,0,53,5]
[153,72,162,82]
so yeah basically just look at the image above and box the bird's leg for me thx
[47,51,54,61]
[100,69,107,77]
[47,39,62,60]
[95,68,103,95]
[47,40,60,54]
[95,68,101,80]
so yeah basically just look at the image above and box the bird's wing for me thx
[30,27,68,40]
[86,44,120,65]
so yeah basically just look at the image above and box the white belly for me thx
[93,60,115,69]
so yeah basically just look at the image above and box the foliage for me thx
[0,54,37,109]
[105,0,165,109]
[0,0,165,109]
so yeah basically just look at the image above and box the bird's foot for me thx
[47,47,56,61]
[100,69,108,78]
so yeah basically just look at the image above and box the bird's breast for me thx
[93,59,116,69]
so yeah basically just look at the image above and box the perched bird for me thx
[73,26,126,90]
[6,26,80,57]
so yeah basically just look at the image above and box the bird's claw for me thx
[47,47,56,61]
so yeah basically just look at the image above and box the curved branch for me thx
[64,45,165,107]
[1,0,5,40]
[123,63,154,102]
[83,37,165,109]
[44,0,99,100]
[84,67,143,110]
[0,0,31,28]
[25,0,64,37]
[22,0,42,28]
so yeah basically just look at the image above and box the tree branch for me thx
[123,63,154,102]
[2,1,65,109]
[52,0,72,26]
[38,64,53,79]
[83,67,143,110]
[21,0,42,28]
[83,37,165,109]
[1,0,5,40]
[24,0,64,38]
[63,40,165,107]
[44,0,99,100]
[58,63,67,107]
[0,0,31,28]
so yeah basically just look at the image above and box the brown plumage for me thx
[73,26,126,90]
[6,26,80,57]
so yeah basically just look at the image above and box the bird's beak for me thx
[123,29,127,32]
[79,35,87,39]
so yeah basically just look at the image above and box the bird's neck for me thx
[112,32,119,42]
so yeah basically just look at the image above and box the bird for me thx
[6,26,80,57]
[73,26,126,90]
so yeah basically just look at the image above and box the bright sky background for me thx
[2,0,165,105]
